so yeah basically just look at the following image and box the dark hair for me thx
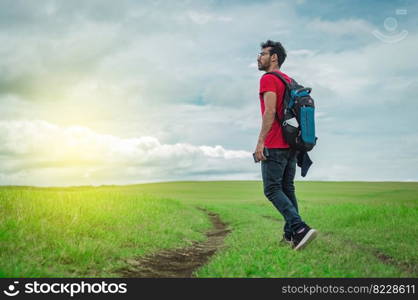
[260,40,287,67]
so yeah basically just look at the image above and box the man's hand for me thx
[254,141,266,162]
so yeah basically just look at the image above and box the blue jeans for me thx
[261,148,305,235]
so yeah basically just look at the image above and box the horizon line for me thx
[1,179,417,189]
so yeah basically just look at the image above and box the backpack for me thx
[264,71,317,152]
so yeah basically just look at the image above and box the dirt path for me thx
[119,209,230,278]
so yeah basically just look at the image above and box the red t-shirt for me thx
[259,70,292,148]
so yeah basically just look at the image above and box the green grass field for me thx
[1,181,417,277]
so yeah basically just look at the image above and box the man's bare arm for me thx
[258,91,277,144]
[255,91,277,161]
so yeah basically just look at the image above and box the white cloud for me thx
[308,17,376,36]
[284,33,418,106]
[0,120,253,186]
[187,11,232,25]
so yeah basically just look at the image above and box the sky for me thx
[1,0,417,186]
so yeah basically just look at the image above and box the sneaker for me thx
[280,233,293,246]
[292,226,317,251]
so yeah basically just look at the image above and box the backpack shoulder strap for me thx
[263,71,292,124]
[264,71,292,90]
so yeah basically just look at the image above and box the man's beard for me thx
[258,62,269,71]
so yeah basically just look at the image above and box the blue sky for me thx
[0,0,417,186]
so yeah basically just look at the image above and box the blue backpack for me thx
[265,71,317,152]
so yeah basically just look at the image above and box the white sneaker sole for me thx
[294,229,318,251]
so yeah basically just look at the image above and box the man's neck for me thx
[266,66,280,73]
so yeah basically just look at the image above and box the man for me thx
[255,40,317,251]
